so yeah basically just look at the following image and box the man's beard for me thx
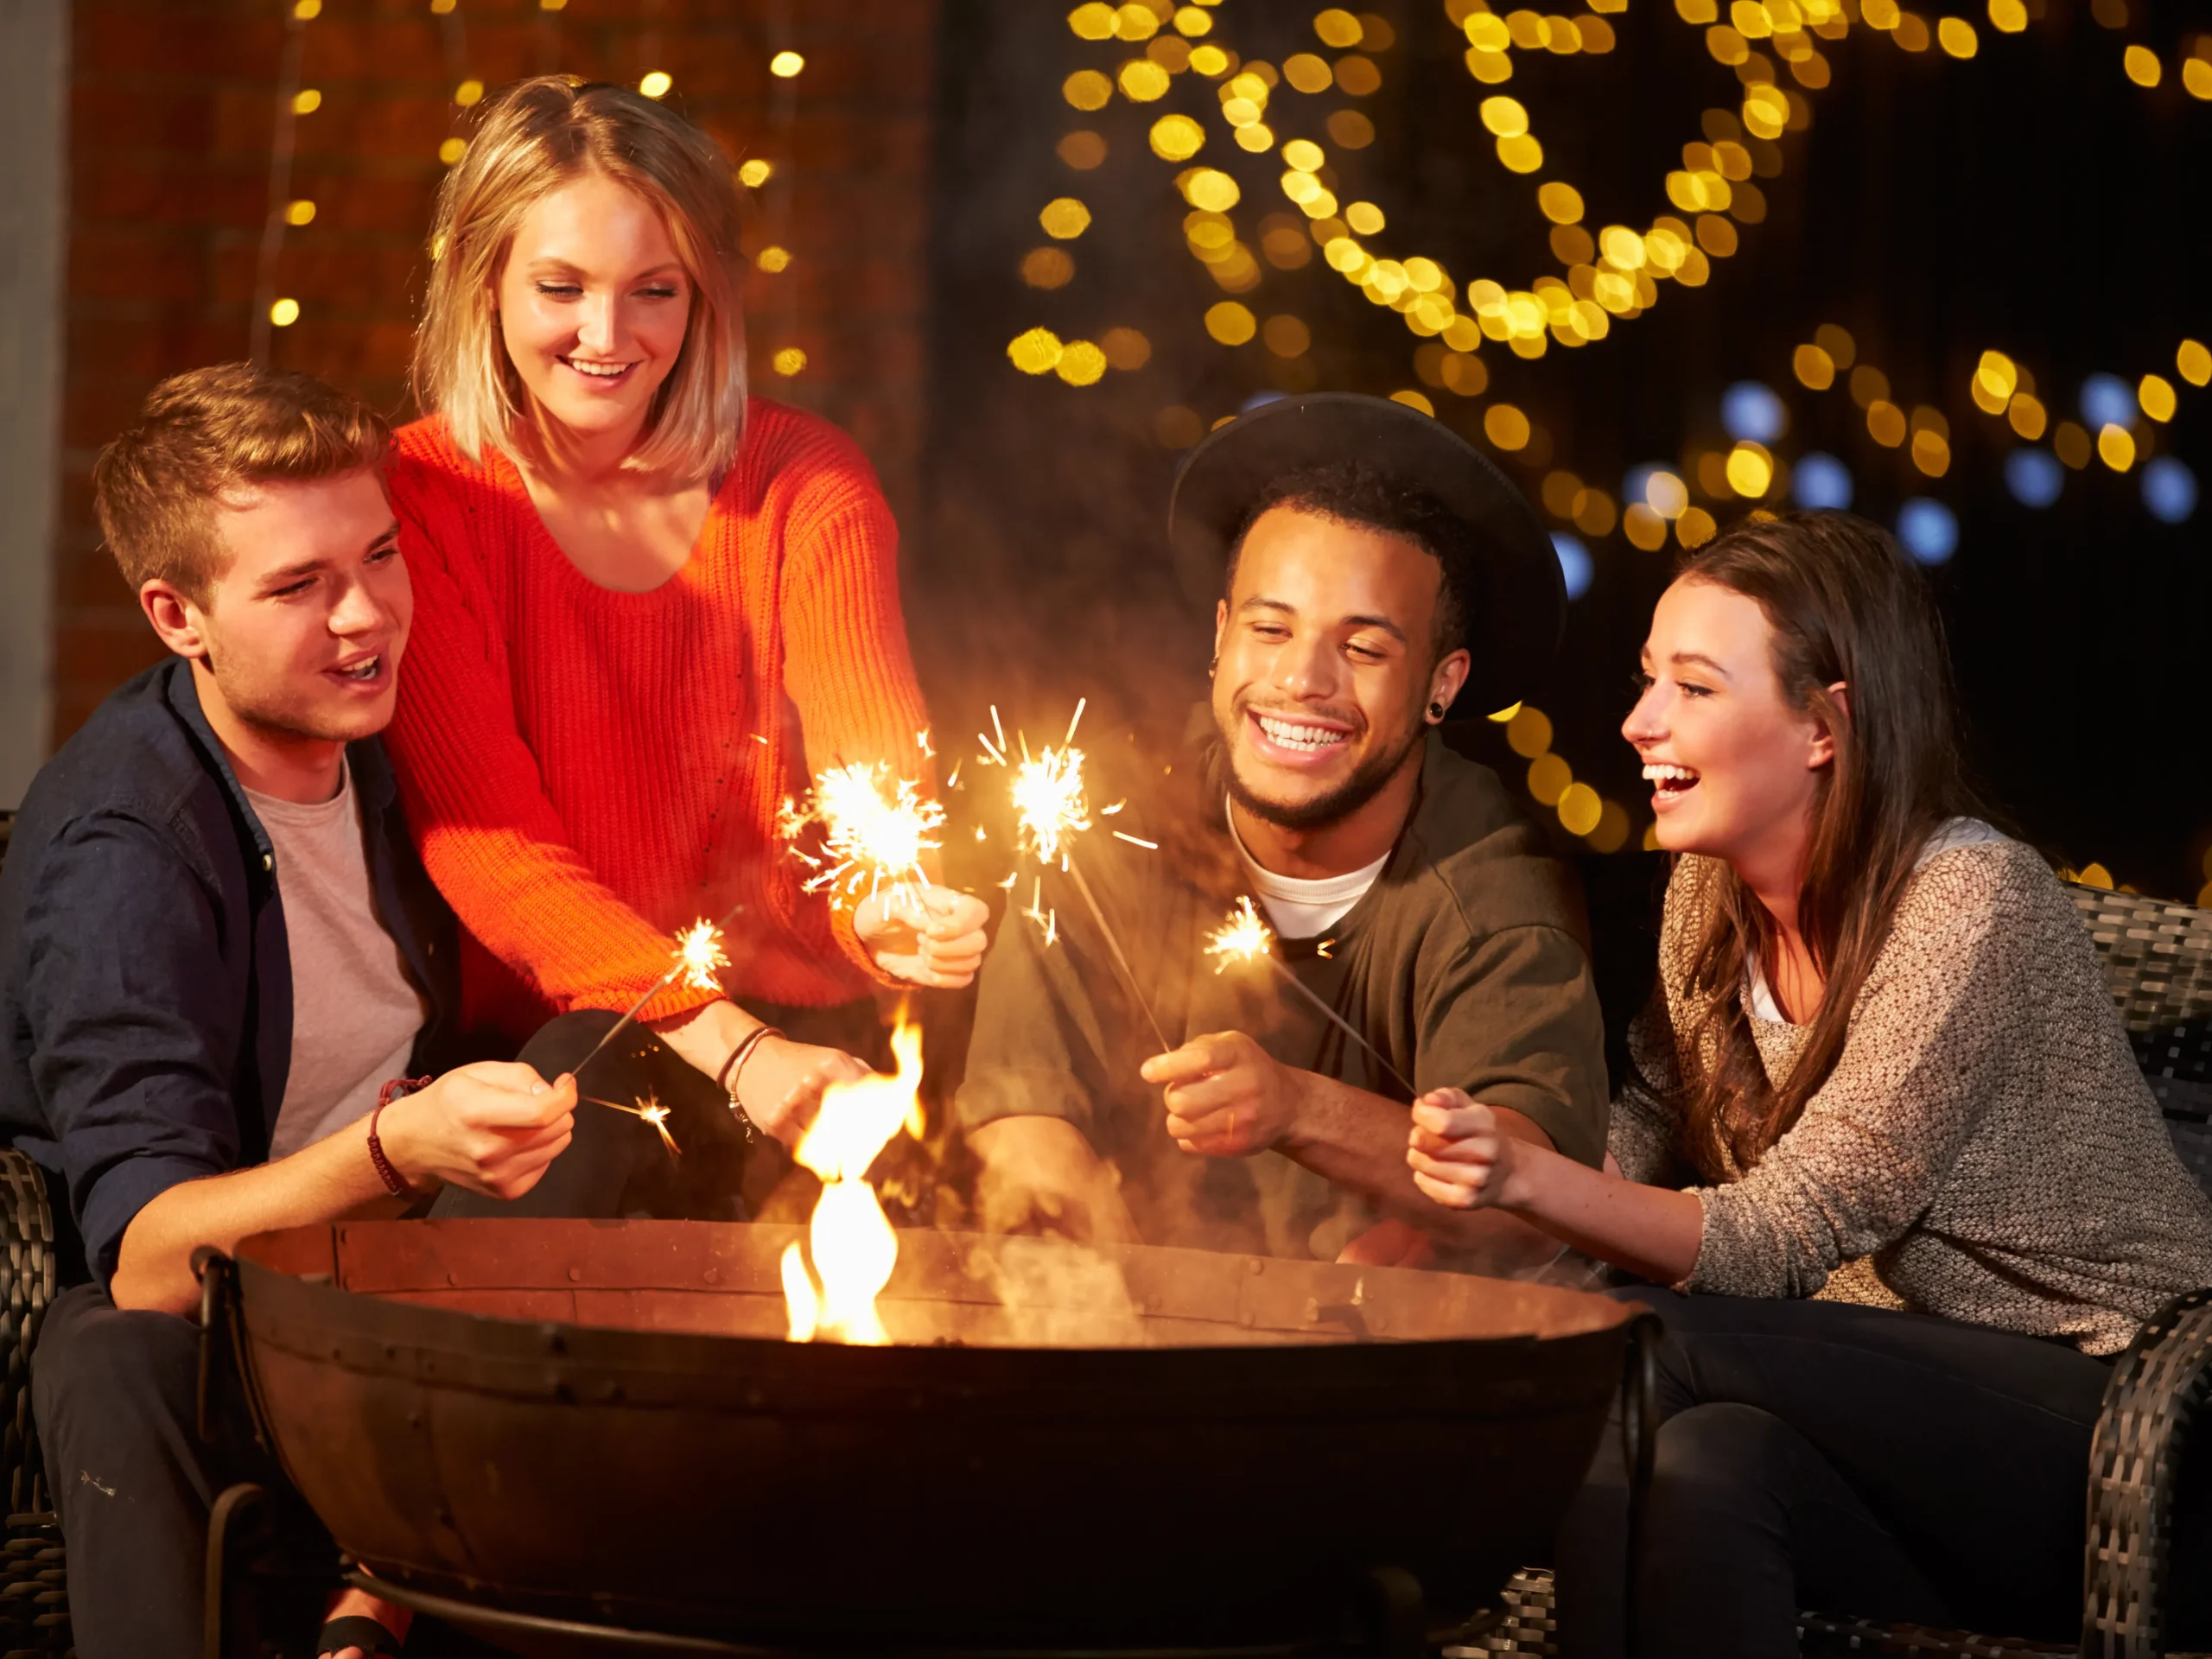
[1223,710,1426,832]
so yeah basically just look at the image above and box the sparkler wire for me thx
[569,899,745,1078]
[1256,952,1414,1096]
[1064,855,1173,1055]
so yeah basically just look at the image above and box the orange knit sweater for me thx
[384,400,934,1042]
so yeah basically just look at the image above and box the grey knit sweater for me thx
[1611,831,2212,1355]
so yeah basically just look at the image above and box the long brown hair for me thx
[1669,512,1984,1178]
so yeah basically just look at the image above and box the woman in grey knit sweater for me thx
[1405,512,2212,1656]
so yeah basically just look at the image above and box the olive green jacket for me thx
[954,721,1610,1262]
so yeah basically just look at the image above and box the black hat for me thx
[1167,391,1566,713]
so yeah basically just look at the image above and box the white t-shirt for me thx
[1227,801,1390,940]
[246,760,429,1160]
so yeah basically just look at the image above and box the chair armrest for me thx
[0,1150,55,1518]
[2083,1285,2212,1658]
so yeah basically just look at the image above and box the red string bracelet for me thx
[369,1076,431,1199]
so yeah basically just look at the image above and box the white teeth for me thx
[1255,714,1346,753]
[1643,764,1698,784]
[565,359,632,378]
[340,658,379,681]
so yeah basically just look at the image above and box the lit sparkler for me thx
[570,901,743,1077]
[984,701,1171,1052]
[781,761,947,913]
[583,1092,682,1161]
[1205,898,1413,1095]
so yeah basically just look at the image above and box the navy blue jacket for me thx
[0,659,461,1288]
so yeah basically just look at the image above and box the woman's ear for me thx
[1805,680,1848,770]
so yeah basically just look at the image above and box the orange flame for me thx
[780,1018,925,1344]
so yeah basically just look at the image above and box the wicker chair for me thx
[0,860,2207,1657]
[1460,883,2212,1659]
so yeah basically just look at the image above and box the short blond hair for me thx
[413,76,748,481]
[92,362,391,605]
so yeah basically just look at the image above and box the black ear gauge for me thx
[1429,702,1446,721]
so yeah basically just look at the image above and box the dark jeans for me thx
[1555,1287,2117,1659]
[35,1001,882,1656]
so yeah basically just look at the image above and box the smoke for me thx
[959,1234,1146,1348]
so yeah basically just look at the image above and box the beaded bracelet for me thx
[369,1076,431,1198]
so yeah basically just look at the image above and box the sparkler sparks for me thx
[570,902,744,1078]
[583,1092,682,1161]
[1205,899,1413,1095]
[1205,895,1275,970]
[781,761,946,912]
[979,702,1171,1052]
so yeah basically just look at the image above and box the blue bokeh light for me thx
[2142,456,2199,524]
[1792,451,1853,510]
[1552,533,1593,601]
[2080,373,2135,431]
[2003,448,2064,509]
[1896,499,1959,565]
[1720,381,1789,445]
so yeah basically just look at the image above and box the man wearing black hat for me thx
[955,394,1608,1269]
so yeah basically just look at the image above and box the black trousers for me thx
[34,1003,879,1656]
[1554,1287,2119,1659]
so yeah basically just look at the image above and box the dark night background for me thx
[910,0,2211,906]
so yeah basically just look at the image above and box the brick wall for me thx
[54,0,937,747]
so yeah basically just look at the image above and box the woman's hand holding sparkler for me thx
[854,885,990,988]
[376,1062,577,1200]
[1403,1090,1525,1211]
[1138,1030,1312,1158]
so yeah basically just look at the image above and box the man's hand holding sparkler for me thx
[1139,1031,1313,1157]
[853,886,990,989]
[376,1063,579,1198]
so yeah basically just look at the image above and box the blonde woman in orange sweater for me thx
[384,79,985,1169]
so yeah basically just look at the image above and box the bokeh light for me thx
[1720,380,1787,442]
[1897,499,1959,564]
[2081,373,2136,430]
[1552,533,1594,600]
[770,51,805,77]
[2004,448,2064,508]
[1793,452,1853,509]
[2142,457,2199,524]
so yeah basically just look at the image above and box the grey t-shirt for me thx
[246,760,428,1160]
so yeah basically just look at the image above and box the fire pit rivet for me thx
[568,1267,582,1282]
[445,1271,458,1287]
[703,1268,721,1284]
[1247,1259,1264,1275]
[1304,1299,1320,1322]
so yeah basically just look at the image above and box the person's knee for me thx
[516,1009,626,1081]
[34,1291,197,1419]
[1648,1402,1796,1525]
[33,1290,201,1499]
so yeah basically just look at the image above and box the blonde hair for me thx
[413,76,748,481]
[92,362,391,605]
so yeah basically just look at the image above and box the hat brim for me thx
[1167,392,1566,713]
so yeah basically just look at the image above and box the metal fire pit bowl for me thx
[220,1219,1646,1657]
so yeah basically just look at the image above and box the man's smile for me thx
[1245,707,1356,767]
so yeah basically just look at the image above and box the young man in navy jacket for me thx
[0,365,579,1656]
